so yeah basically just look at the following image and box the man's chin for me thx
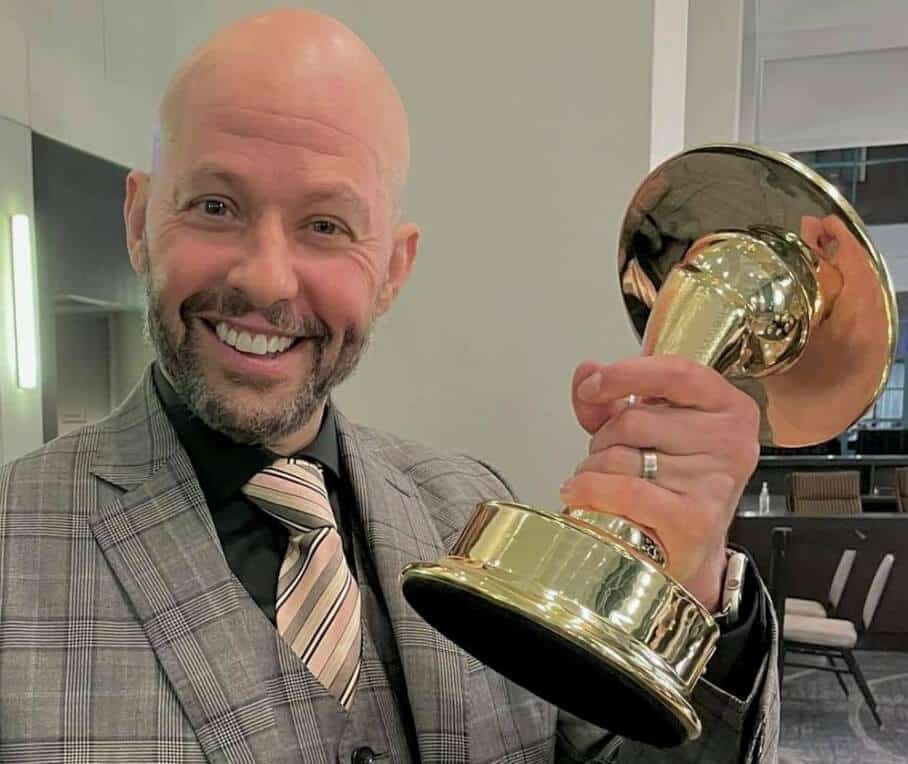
[210,377,302,414]
[202,396,308,445]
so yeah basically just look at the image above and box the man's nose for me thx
[226,214,300,308]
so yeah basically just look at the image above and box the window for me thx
[791,144,908,226]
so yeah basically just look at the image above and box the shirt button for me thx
[351,747,377,764]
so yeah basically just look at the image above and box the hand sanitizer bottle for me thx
[759,481,771,514]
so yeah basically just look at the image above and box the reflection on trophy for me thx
[400,145,898,746]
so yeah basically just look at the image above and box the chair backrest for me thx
[863,553,895,631]
[896,467,908,513]
[828,548,856,612]
[786,471,862,515]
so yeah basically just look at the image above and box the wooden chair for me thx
[786,548,855,618]
[784,547,856,699]
[771,526,894,728]
[785,471,862,515]
[895,467,908,513]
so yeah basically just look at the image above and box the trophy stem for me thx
[642,229,821,378]
[563,508,667,568]
[643,266,750,373]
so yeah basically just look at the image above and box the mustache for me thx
[182,289,330,338]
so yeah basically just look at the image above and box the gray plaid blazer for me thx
[0,369,779,762]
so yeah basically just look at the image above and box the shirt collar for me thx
[152,363,342,508]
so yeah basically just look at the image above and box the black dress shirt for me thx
[152,364,767,702]
[152,364,359,624]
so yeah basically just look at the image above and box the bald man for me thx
[0,10,778,763]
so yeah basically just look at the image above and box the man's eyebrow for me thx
[174,167,370,224]
[299,185,371,222]
[176,164,248,192]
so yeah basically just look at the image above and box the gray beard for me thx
[143,277,371,446]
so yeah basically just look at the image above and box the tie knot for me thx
[242,458,335,531]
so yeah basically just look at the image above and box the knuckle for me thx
[613,445,639,472]
[729,430,761,476]
[625,475,648,508]
[743,437,761,473]
[614,407,644,444]
[742,395,762,434]
[569,471,598,499]
[712,472,738,501]
[669,356,706,387]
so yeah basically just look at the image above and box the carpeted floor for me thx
[779,650,908,763]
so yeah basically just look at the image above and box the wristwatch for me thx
[713,550,748,628]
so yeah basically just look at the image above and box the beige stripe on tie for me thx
[242,458,361,709]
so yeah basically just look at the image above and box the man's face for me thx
[130,103,409,446]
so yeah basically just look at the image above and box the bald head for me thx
[155,9,410,202]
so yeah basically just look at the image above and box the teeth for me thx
[214,321,296,356]
[251,335,268,355]
[236,332,254,353]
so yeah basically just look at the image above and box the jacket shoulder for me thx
[351,423,517,543]
[0,422,107,506]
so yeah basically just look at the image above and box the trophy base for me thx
[402,502,718,747]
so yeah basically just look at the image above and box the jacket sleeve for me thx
[555,570,780,764]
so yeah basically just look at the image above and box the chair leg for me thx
[842,649,883,728]
[779,643,786,683]
[827,654,850,697]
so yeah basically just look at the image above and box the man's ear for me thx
[376,222,420,316]
[124,170,151,274]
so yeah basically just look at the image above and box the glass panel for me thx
[791,144,908,225]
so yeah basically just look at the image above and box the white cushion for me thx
[785,598,827,618]
[785,614,857,648]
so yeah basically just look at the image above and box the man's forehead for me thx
[176,160,373,210]
[168,51,394,155]
[162,97,388,185]
[153,13,410,200]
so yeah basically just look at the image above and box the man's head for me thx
[124,9,419,452]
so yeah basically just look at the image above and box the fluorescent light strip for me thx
[11,214,38,389]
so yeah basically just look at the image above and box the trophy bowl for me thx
[401,144,898,746]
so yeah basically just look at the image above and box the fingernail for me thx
[560,477,575,496]
[577,372,602,402]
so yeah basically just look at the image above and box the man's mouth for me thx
[204,319,304,357]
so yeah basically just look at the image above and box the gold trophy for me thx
[401,145,898,746]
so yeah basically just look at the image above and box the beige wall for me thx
[328,3,654,505]
[685,0,744,147]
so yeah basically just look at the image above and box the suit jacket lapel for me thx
[337,414,470,764]
[88,369,298,763]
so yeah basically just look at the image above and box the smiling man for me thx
[0,9,778,763]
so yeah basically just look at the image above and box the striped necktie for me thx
[242,458,361,710]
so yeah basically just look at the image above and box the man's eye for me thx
[311,220,340,235]
[201,199,229,216]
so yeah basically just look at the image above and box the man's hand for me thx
[560,356,761,612]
